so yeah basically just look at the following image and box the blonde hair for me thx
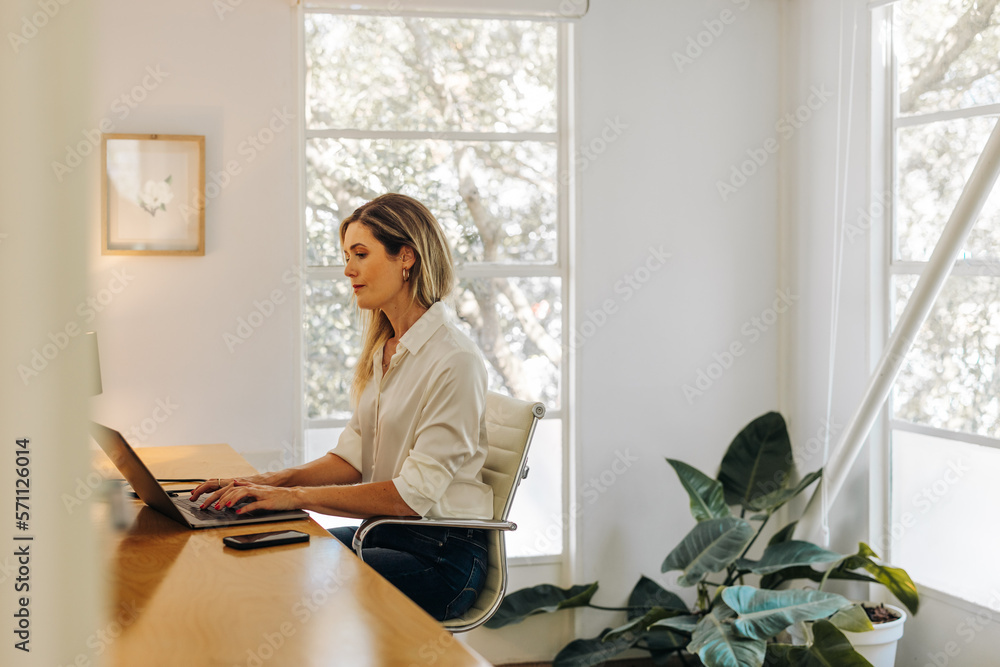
[340,193,456,403]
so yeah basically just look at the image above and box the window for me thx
[300,12,568,559]
[879,0,1000,607]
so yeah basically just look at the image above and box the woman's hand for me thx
[189,477,242,506]
[189,470,279,504]
[193,480,303,514]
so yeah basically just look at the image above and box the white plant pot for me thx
[789,603,907,667]
[845,603,907,667]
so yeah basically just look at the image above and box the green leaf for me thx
[747,470,823,513]
[645,626,690,651]
[650,648,686,666]
[718,412,794,509]
[722,586,852,640]
[668,458,731,522]
[627,575,689,618]
[689,604,767,667]
[604,607,680,643]
[650,614,701,634]
[553,628,637,667]
[858,546,919,617]
[485,582,598,628]
[736,541,843,575]
[764,621,874,667]
[841,543,919,616]
[662,517,755,587]
[768,521,798,547]
[759,565,875,591]
[604,607,681,641]
[829,604,875,633]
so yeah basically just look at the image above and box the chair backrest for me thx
[481,392,546,521]
[443,392,544,633]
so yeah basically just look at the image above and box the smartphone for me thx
[223,530,310,550]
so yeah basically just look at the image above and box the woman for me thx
[190,193,492,621]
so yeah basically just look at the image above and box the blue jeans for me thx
[331,524,488,621]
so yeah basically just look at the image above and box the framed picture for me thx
[101,134,205,255]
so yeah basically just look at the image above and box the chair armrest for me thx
[352,515,516,557]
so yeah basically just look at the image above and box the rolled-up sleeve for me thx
[329,408,363,473]
[393,349,487,516]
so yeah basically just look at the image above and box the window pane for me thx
[305,276,561,417]
[305,15,557,133]
[505,418,562,558]
[447,277,562,409]
[890,429,1000,606]
[895,0,1000,116]
[895,116,1000,262]
[306,138,557,266]
[892,275,1000,437]
[305,278,360,420]
[305,426,344,462]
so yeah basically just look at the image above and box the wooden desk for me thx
[94,444,491,667]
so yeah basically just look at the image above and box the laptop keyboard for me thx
[174,497,270,523]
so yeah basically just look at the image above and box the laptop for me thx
[90,421,308,529]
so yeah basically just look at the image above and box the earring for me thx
[403,267,410,282]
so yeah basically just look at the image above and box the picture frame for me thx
[100,133,205,256]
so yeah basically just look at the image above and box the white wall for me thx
[569,0,782,647]
[88,0,300,468]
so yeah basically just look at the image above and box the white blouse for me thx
[330,302,494,519]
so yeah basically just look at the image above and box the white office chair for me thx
[352,391,545,632]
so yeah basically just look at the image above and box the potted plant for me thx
[486,412,918,667]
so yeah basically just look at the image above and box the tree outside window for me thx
[302,14,566,558]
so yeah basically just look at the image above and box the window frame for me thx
[870,0,1000,612]
[294,7,574,566]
